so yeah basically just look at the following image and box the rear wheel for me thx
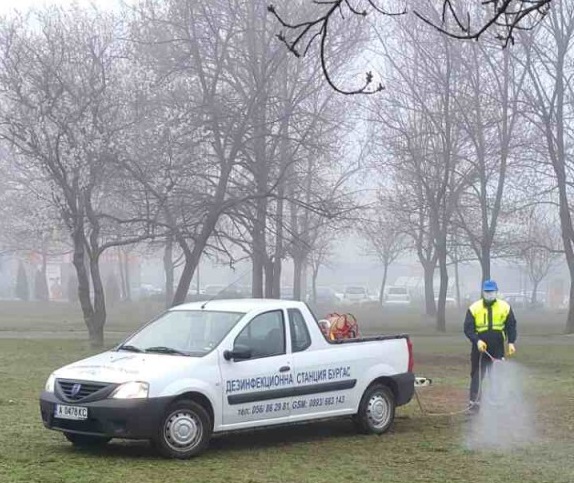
[354,384,395,435]
[153,400,212,459]
[64,432,111,447]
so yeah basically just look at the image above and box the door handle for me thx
[279,366,291,372]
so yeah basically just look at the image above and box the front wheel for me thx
[354,384,396,435]
[64,432,111,447]
[153,400,212,459]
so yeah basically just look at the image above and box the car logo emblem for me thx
[70,383,82,397]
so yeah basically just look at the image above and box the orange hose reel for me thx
[325,312,359,340]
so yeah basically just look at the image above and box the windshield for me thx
[345,287,366,294]
[119,310,245,357]
[388,288,407,295]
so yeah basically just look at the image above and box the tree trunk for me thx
[251,228,265,298]
[272,252,282,299]
[173,251,195,306]
[300,259,308,302]
[531,280,540,306]
[454,258,461,309]
[124,252,131,301]
[251,184,267,298]
[566,280,574,334]
[164,237,174,308]
[311,261,320,304]
[293,255,303,301]
[481,244,491,283]
[117,247,126,301]
[89,253,106,349]
[436,251,448,332]
[264,257,274,298]
[71,222,97,345]
[423,263,436,316]
[39,250,49,301]
[172,209,223,306]
[271,194,285,299]
[379,264,389,305]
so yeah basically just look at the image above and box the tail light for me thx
[407,337,414,373]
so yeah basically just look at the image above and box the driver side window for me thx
[234,310,285,359]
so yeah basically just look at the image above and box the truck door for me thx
[219,310,292,426]
[289,309,356,417]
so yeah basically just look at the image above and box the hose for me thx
[414,350,496,417]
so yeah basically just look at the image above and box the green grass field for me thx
[0,302,573,483]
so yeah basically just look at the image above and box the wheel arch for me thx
[366,376,398,402]
[172,391,215,430]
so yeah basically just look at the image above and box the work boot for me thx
[468,401,480,414]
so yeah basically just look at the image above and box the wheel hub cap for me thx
[165,411,201,449]
[367,395,389,428]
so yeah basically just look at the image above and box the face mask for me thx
[483,291,497,302]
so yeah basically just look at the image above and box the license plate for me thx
[54,404,88,420]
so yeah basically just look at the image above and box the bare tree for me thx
[268,0,553,94]
[511,207,562,305]
[0,158,69,300]
[368,17,471,330]
[0,7,150,346]
[454,40,528,283]
[128,0,275,306]
[361,206,409,304]
[521,1,574,332]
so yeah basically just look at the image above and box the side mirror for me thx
[223,345,252,361]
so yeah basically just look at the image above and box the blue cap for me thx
[482,279,498,292]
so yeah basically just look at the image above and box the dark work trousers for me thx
[469,331,505,402]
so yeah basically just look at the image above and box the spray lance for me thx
[414,345,515,417]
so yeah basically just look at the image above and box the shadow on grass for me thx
[51,416,428,460]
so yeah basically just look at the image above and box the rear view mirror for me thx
[223,345,252,361]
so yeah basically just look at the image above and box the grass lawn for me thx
[0,331,573,483]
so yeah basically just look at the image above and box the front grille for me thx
[57,380,110,402]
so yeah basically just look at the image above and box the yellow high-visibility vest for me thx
[469,299,510,333]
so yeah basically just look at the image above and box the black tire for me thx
[153,400,212,459]
[354,384,396,435]
[64,432,111,447]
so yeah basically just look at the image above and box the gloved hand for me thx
[507,343,516,356]
[477,340,487,353]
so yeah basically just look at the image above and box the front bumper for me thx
[39,391,171,439]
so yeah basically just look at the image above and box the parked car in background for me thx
[383,286,411,306]
[502,293,544,310]
[434,296,457,308]
[139,284,163,297]
[342,286,370,304]
[203,285,245,299]
[309,286,340,305]
[279,286,295,300]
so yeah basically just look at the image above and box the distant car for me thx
[384,286,411,306]
[204,285,225,296]
[342,286,370,304]
[140,284,163,297]
[502,293,532,309]
[434,296,457,308]
[280,286,295,300]
[203,285,245,299]
[310,286,339,305]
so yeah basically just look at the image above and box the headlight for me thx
[45,373,56,393]
[111,381,149,399]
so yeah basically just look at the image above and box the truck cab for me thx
[40,299,415,458]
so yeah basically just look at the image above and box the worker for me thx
[463,279,517,413]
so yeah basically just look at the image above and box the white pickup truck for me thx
[40,299,415,458]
